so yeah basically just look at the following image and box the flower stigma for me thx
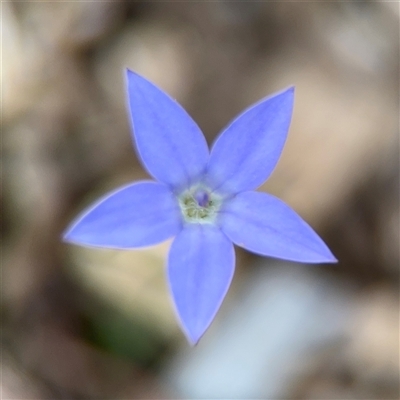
[178,186,222,224]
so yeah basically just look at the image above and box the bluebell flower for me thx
[63,70,337,344]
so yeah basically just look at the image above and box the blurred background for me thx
[2,2,399,399]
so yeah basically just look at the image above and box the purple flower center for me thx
[194,189,210,207]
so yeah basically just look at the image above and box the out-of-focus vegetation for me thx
[2,2,398,399]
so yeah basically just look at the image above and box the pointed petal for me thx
[168,224,235,344]
[206,87,294,194]
[63,181,182,249]
[126,70,209,190]
[219,191,337,263]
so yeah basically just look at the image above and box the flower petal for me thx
[63,181,182,248]
[219,191,337,263]
[126,70,209,190]
[168,224,235,344]
[206,87,294,194]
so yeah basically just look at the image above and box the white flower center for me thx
[178,186,222,224]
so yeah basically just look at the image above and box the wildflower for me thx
[63,70,337,344]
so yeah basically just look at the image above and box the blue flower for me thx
[63,70,337,344]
